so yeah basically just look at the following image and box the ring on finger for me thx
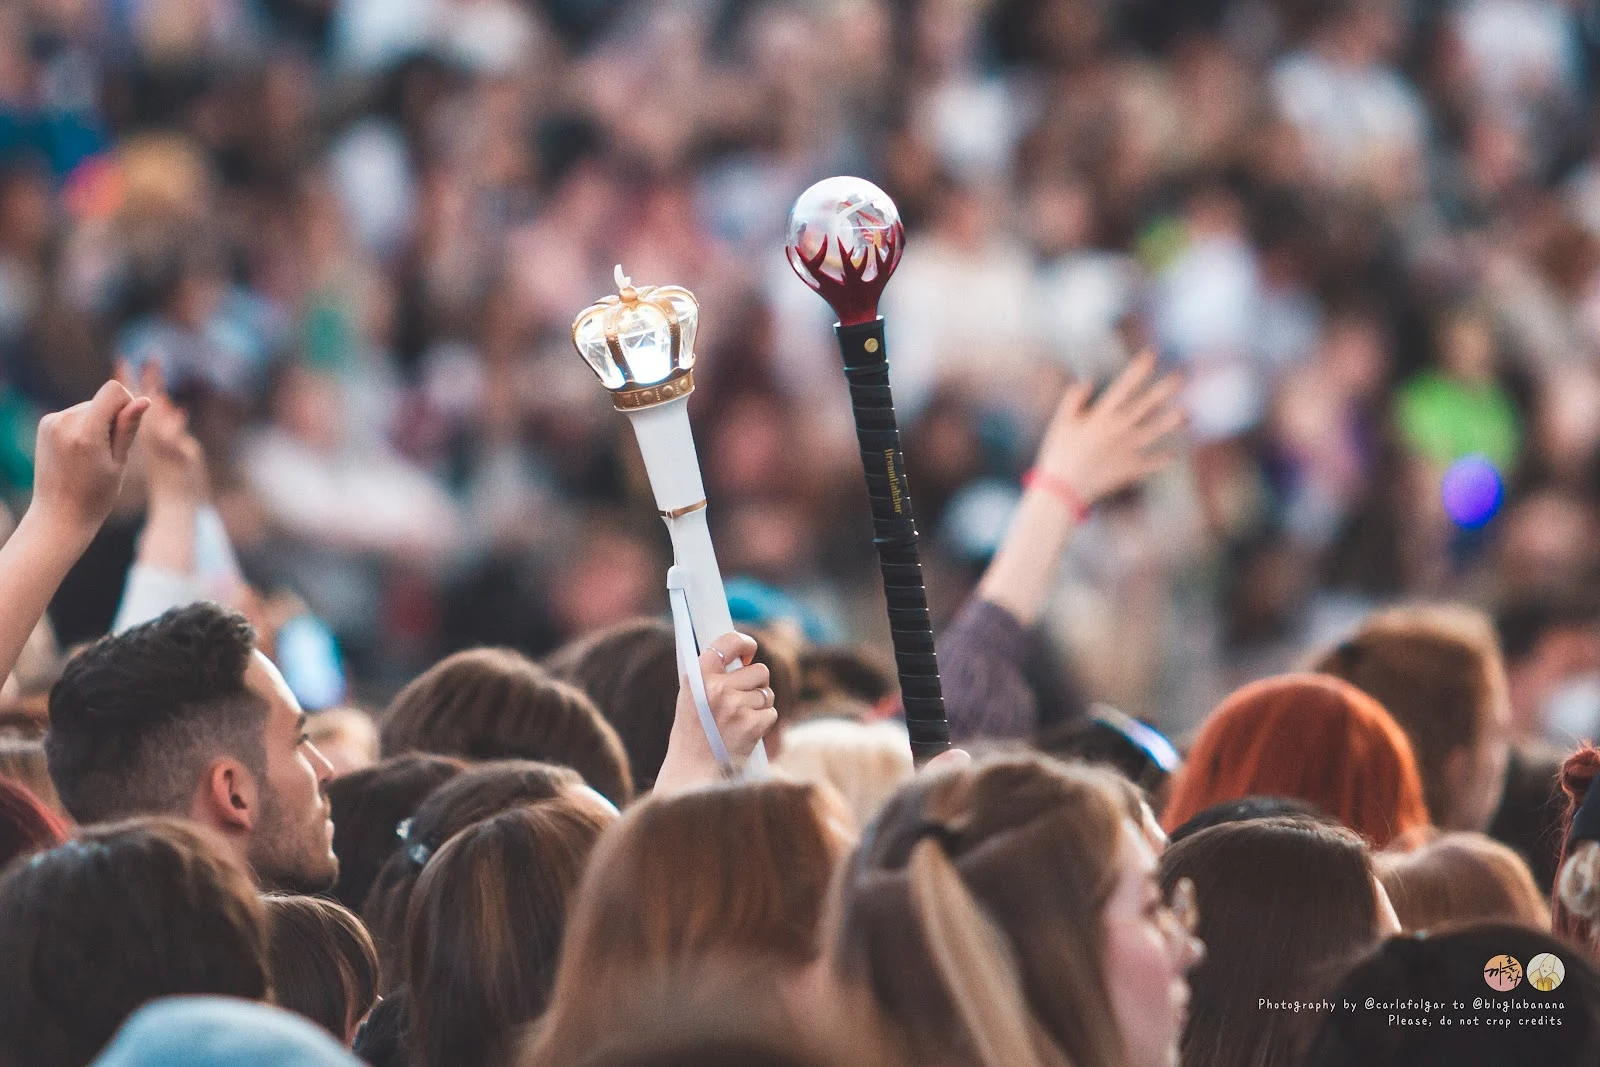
[710,646,728,664]
[759,686,775,708]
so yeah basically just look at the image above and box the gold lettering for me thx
[885,449,903,514]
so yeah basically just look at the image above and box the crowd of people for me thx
[7,0,1600,1064]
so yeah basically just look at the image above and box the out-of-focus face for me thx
[1102,819,1202,1067]
[1451,686,1512,832]
[246,651,338,892]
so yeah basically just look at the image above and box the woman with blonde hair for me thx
[828,754,1203,1067]
[776,718,914,831]
[1375,831,1550,934]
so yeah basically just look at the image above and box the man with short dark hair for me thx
[47,602,339,893]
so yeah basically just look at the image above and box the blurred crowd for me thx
[2,0,1600,742]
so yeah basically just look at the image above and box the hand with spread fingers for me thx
[1035,351,1186,509]
[654,631,778,794]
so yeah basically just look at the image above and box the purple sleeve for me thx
[939,597,1038,742]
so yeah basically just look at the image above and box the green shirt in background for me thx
[1395,370,1521,472]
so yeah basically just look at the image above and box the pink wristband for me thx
[1022,468,1092,522]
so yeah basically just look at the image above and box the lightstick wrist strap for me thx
[668,566,732,770]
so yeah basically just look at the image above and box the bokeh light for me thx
[1441,455,1504,530]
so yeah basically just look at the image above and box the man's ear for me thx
[197,758,261,833]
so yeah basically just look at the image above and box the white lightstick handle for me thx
[624,395,770,776]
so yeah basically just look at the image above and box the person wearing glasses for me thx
[824,753,1204,1067]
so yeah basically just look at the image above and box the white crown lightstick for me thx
[573,266,769,776]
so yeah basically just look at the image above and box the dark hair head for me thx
[1167,795,1334,843]
[352,988,410,1067]
[263,894,379,1042]
[832,754,1146,1067]
[361,759,582,988]
[0,817,268,1067]
[327,753,468,912]
[1306,924,1600,1066]
[0,776,69,870]
[46,603,265,825]
[796,645,896,707]
[532,780,846,1062]
[407,799,610,1067]
[546,619,799,791]
[1159,817,1384,1067]
[381,648,633,806]
[544,618,680,792]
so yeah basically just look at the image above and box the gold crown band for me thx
[613,369,695,410]
[659,499,708,519]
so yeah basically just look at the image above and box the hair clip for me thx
[406,841,432,867]
[396,817,413,841]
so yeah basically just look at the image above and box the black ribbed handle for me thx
[835,318,950,763]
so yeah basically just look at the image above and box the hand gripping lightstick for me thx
[573,266,769,776]
[786,177,950,763]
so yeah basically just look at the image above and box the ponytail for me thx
[906,838,1071,1067]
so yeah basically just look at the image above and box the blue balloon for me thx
[1441,455,1504,530]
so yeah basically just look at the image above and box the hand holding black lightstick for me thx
[786,177,949,763]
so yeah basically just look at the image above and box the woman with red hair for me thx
[0,777,69,870]
[1162,674,1431,849]
[1552,746,1600,955]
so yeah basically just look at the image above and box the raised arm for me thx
[0,382,148,683]
[111,364,215,633]
[943,353,1184,741]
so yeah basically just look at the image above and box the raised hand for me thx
[1034,352,1184,507]
[125,361,207,510]
[30,380,150,544]
[0,381,149,688]
[654,631,778,794]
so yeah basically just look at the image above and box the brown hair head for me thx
[1160,817,1384,1067]
[263,893,380,1044]
[0,817,268,1067]
[361,759,582,989]
[1376,831,1550,934]
[1162,674,1431,849]
[407,799,611,1067]
[546,619,800,791]
[327,753,468,913]
[531,780,846,1061]
[1314,604,1509,828]
[381,647,633,806]
[832,754,1145,1067]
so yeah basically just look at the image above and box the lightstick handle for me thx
[834,318,950,764]
[625,398,770,776]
